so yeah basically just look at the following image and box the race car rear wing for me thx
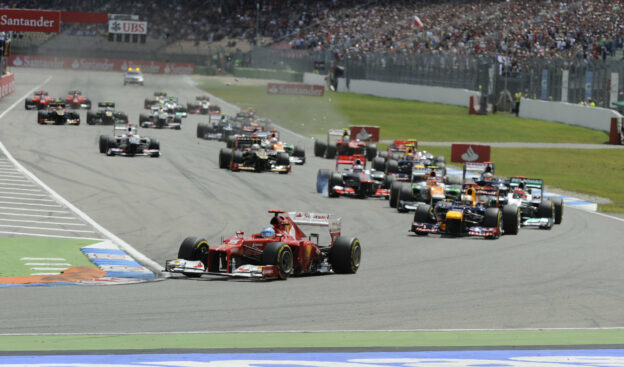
[288,211,341,242]
[462,161,495,183]
[98,101,115,108]
[509,177,543,190]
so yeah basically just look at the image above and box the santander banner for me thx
[267,83,324,97]
[0,9,60,33]
[0,73,15,99]
[451,144,491,163]
[7,55,194,74]
[349,125,380,142]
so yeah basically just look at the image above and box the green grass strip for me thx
[2,329,624,351]
[0,237,98,277]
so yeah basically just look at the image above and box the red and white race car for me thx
[25,90,54,110]
[165,210,361,280]
[64,89,92,109]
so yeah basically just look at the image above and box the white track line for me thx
[0,230,101,240]
[0,206,70,213]
[21,257,67,261]
[0,201,61,207]
[0,212,77,220]
[25,263,72,266]
[0,224,95,233]
[0,191,49,197]
[0,186,42,191]
[0,195,55,201]
[0,143,163,272]
[0,218,86,226]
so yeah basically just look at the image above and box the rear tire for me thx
[98,135,108,153]
[372,157,386,171]
[262,242,293,280]
[326,142,337,159]
[386,159,399,174]
[366,144,377,161]
[276,152,290,166]
[330,237,361,274]
[314,140,326,157]
[389,181,402,208]
[551,197,564,224]
[328,171,342,197]
[398,184,413,212]
[197,123,208,138]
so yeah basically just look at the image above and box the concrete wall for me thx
[519,98,623,133]
[336,78,480,107]
[303,72,328,89]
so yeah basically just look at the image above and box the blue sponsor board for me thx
[2,349,624,366]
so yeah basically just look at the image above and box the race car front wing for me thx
[165,259,279,280]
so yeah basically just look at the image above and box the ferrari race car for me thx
[316,155,390,199]
[25,90,54,110]
[139,107,182,129]
[410,184,520,239]
[144,91,168,109]
[37,100,80,125]
[504,177,563,229]
[165,210,361,280]
[64,90,92,109]
[219,136,290,173]
[123,67,144,86]
[314,128,377,161]
[86,102,129,125]
[197,113,240,141]
[98,122,160,157]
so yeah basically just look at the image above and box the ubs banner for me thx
[7,55,194,74]
[0,9,60,33]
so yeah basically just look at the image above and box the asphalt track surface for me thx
[1,68,624,335]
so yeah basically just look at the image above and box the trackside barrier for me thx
[609,117,623,145]
[0,73,15,99]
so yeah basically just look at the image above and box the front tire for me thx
[262,242,293,280]
[177,236,209,278]
[502,204,520,235]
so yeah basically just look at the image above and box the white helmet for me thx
[251,144,260,151]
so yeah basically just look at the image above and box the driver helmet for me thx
[251,144,260,152]
[482,172,493,182]
[461,194,474,205]
[261,226,275,238]
[127,126,134,135]
[513,188,527,199]
[353,158,364,171]
[270,137,278,144]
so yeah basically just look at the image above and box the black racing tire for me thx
[398,184,413,211]
[98,135,108,154]
[551,197,564,224]
[219,148,232,169]
[390,152,402,161]
[86,111,95,125]
[330,236,361,274]
[37,111,45,124]
[538,199,554,220]
[174,117,182,124]
[412,204,433,235]
[314,140,327,157]
[379,151,388,160]
[372,156,386,172]
[383,173,395,190]
[366,144,377,161]
[389,181,402,208]
[276,152,290,166]
[197,123,208,138]
[483,207,502,238]
[149,138,160,150]
[177,236,210,277]
[445,175,463,185]
[316,169,330,194]
[293,145,305,158]
[326,142,337,159]
[233,150,244,164]
[262,242,293,280]
[502,204,520,235]
[226,135,236,148]
[106,136,118,149]
[386,159,399,174]
[139,113,148,123]
[328,171,342,198]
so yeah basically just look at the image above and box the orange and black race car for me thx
[37,100,80,125]
[165,210,361,280]
[25,90,54,110]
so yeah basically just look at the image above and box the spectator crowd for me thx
[1,0,622,64]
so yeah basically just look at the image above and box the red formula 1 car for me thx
[165,210,361,280]
[25,90,54,110]
[64,90,92,109]
[314,128,377,161]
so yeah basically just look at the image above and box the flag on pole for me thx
[413,15,423,29]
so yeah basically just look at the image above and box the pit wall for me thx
[336,78,480,107]
[519,98,622,133]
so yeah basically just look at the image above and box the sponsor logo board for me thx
[451,144,491,163]
[0,9,60,32]
[108,20,147,34]
[8,55,194,74]
[267,83,324,96]
[349,125,380,142]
